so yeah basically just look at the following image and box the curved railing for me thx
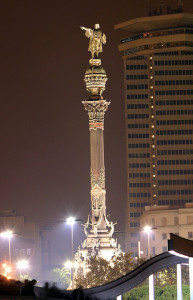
[83,252,188,299]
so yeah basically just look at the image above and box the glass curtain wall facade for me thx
[115,13,193,256]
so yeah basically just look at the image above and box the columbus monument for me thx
[75,24,120,264]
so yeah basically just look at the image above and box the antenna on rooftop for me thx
[148,0,183,16]
[178,0,183,12]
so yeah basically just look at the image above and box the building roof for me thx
[114,13,193,34]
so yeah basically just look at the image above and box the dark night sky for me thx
[1,0,193,236]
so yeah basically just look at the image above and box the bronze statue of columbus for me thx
[80,24,106,58]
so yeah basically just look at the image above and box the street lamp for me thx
[144,225,151,258]
[66,217,75,289]
[2,263,11,279]
[16,259,29,280]
[0,230,13,265]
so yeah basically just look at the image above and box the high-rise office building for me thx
[115,13,193,255]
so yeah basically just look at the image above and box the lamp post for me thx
[66,217,75,289]
[0,230,13,265]
[16,259,29,280]
[144,225,151,258]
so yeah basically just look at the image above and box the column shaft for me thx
[177,264,182,300]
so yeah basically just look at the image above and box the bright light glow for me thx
[73,261,78,269]
[67,217,75,225]
[65,260,78,269]
[65,260,72,269]
[2,263,11,278]
[0,230,13,239]
[17,259,29,270]
[144,225,151,233]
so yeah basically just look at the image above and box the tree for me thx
[75,252,134,289]
[48,267,71,289]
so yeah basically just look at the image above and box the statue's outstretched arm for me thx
[80,26,93,38]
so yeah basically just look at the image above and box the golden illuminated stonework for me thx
[74,25,122,278]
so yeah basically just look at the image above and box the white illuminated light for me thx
[67,217,75,225]
[17,259,29,270]
[144,225,151,233]
[65,260,78,269]
[65,260,72,269]
[0,230,13,239]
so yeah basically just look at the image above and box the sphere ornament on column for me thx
[84,64,108,98]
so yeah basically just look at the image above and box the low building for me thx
[0,210,42,278]
[140,203,193,257]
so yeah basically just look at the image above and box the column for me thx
[177,264,182,300]
[190,257,193,300]
[149,274,154,300]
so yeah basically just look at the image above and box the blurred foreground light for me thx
[2,263,11,278]
[17,259,29,270]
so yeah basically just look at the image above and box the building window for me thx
[131,252,138,258]
[152,232,155,241]
[130,222,140,228]
[162,233,167,240]
[188,232,193,239]
[161,218,167,226]
[187,216,193,225]
[152,218,155,227]
[20,249,25,256]
[27,248,31,256]
[162,246,167,252]
[174,217,179,226]
[14,249,19,256]
[131,242,138,248]
[152,247,156,256]
[131,233,140,238]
